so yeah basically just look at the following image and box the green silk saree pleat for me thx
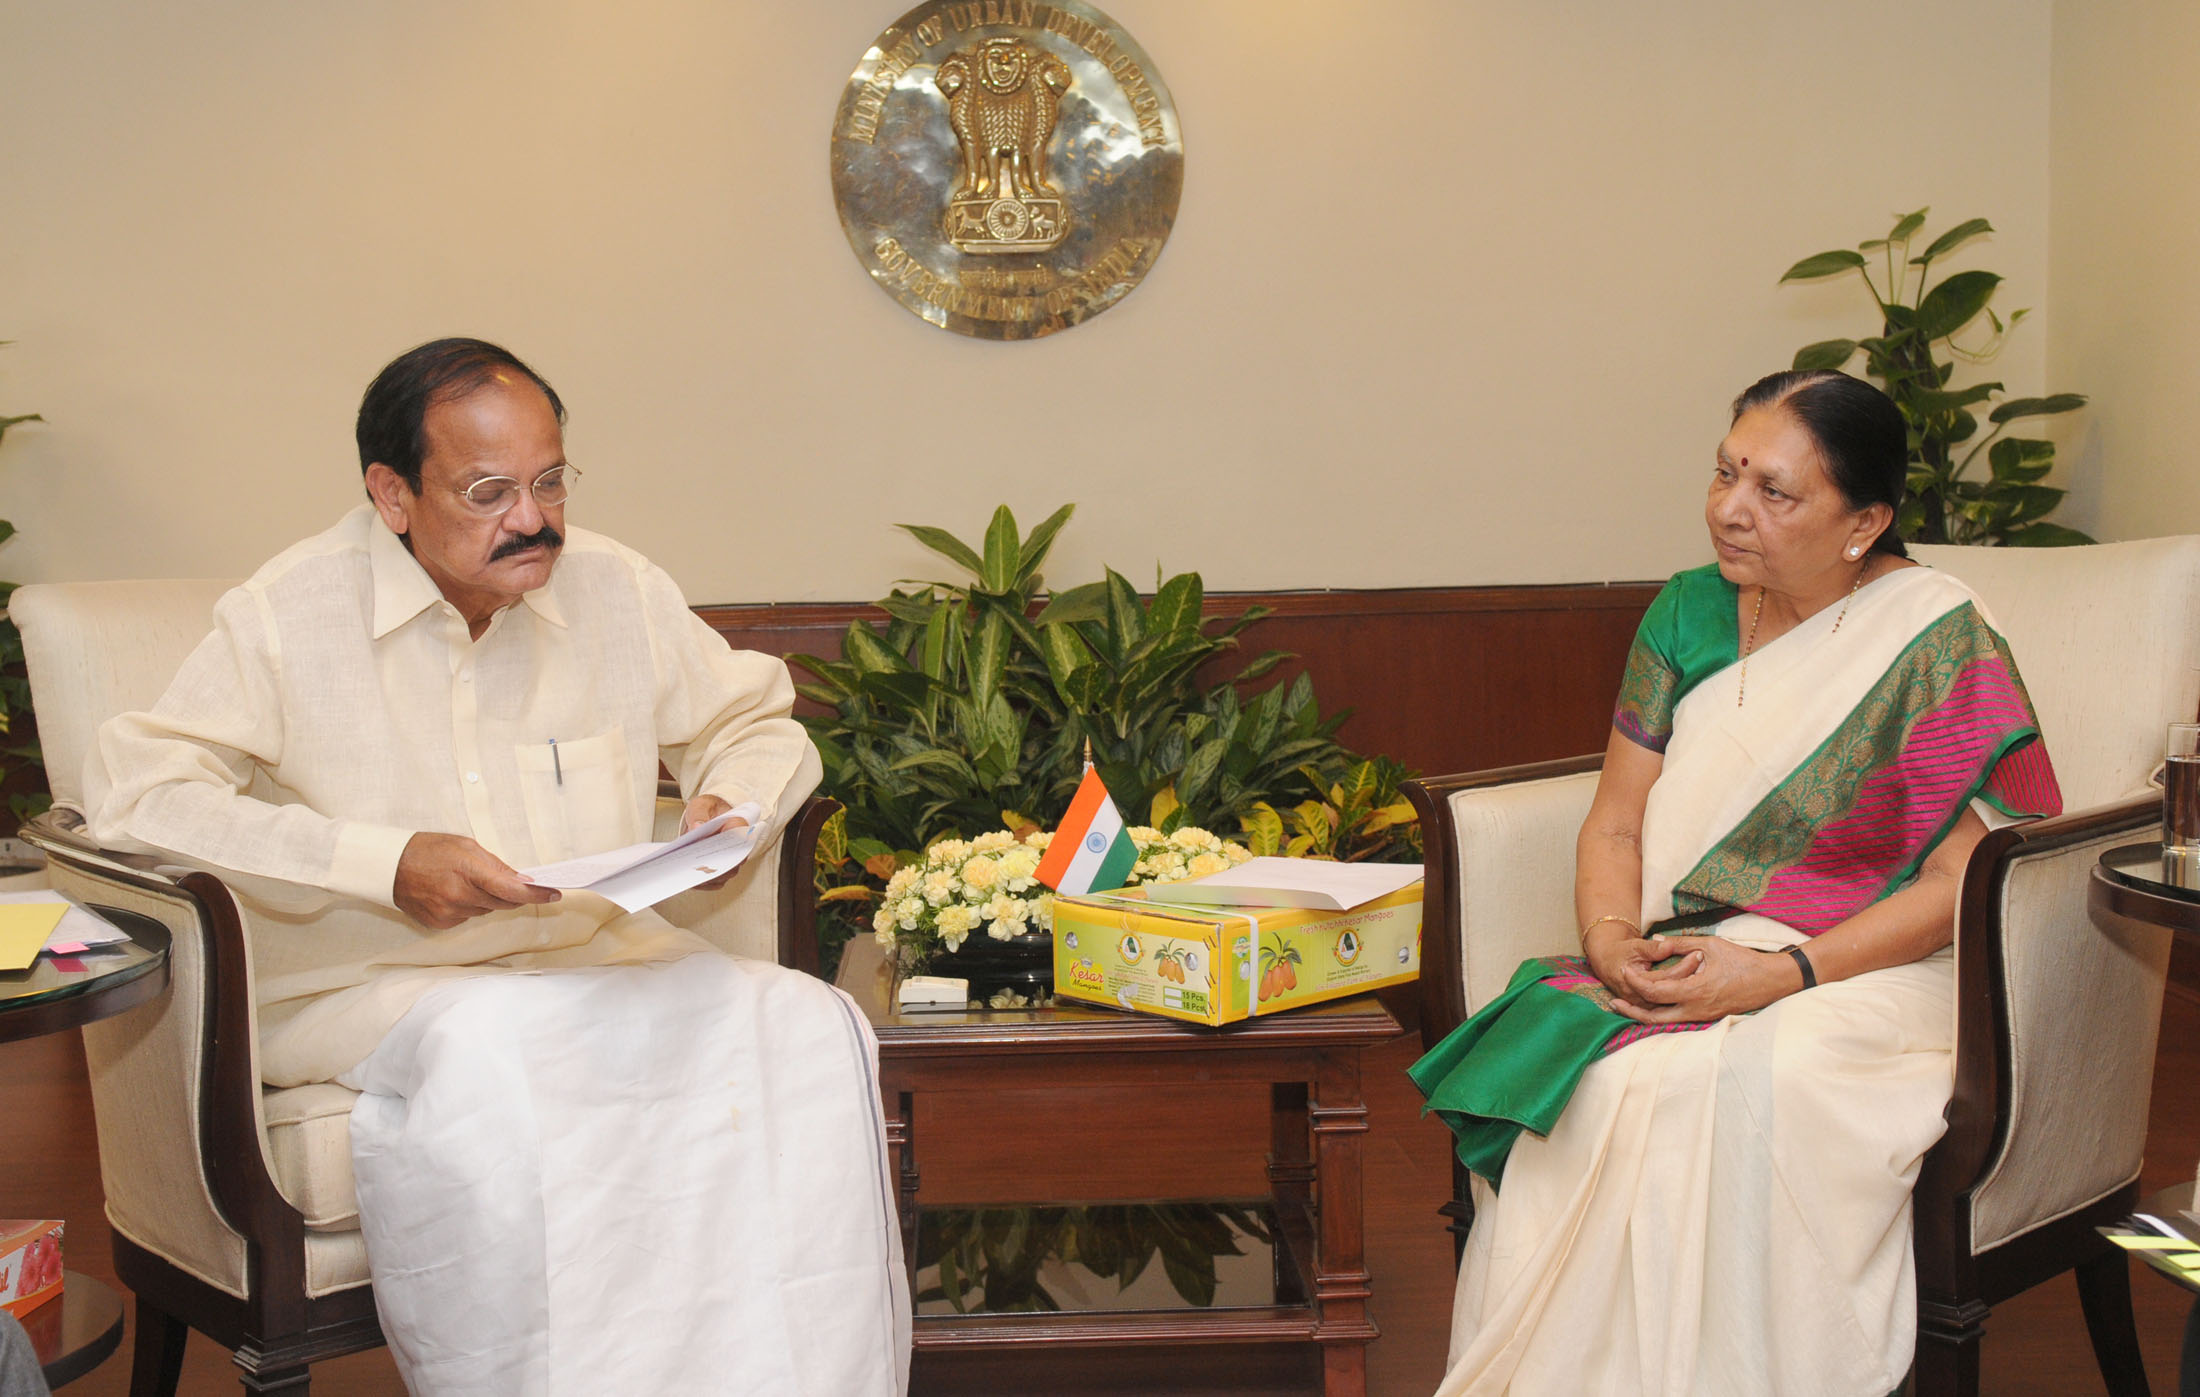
[1407,958,1628,1184]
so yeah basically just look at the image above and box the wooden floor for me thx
[4,990,2195,1396]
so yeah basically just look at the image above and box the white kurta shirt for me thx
[84,503,822,1086]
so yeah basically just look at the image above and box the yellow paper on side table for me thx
[1051,882,1421,1026]
[0,903,68,972]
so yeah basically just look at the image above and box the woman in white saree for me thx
[1411,370,2060,1396]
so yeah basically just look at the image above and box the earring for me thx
[1847,546,1860,558]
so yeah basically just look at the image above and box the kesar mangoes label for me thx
[1052,883,1422,1026]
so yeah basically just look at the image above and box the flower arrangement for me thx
[872,824,1254,971]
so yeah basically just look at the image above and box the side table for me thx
[2092,842,2200,1396]
[842,938,1402,1396]
[1,905,170,1388]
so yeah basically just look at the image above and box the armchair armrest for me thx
[776,796,838,979]
[1405,754,1605,1051]
[32,839,302,1308]
[20,806,175,881]
[649,788,839,979]
[1917,793,2166,1276]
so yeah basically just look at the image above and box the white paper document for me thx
[1146,856,1424,911]
[520,803,763,914]
[0,890,136,951]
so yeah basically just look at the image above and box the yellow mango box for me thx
[1051,883,1422,1025]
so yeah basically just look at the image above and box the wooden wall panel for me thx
[693,582,1660,780]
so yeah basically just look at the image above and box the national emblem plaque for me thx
[830,1,1183,340]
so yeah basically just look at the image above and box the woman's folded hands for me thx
[1595,933,1796,1025]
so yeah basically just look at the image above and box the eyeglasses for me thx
[448,464,581,517]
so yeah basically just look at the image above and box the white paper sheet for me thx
[519,802,763,913]
[0,890,135,950]
[1144,856,1424,911]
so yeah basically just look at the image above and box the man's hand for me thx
[680,795,752,891]
[1609,934,1790,1025]
[394,832,560,930]
[680,793,750,835]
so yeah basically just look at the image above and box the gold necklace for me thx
[1830,564,1868,633]
[1736,586,1766,707]
[1737,566,1869,708]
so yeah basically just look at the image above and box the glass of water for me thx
[2165,723,2200,886]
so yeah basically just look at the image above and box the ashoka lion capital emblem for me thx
[831,1,1182,340]
[937,38,1071,253]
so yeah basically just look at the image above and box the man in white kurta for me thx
[83,338,910,1394]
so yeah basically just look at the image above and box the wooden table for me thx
[842,939,1403,1396]
[1,905,169,1387]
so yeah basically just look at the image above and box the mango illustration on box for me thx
[1257,941,1302,1003]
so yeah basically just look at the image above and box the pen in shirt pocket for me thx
[548,737,562,787]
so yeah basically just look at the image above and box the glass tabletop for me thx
[914,1199,1303,1318]
[0,906,167,1017]
[2099,841,2200,906]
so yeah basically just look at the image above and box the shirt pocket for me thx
[513,725,642,864]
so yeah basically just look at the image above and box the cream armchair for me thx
[1402,536,2200,1397]
[11,579,832,1396]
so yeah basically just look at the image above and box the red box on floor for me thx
[0,1220,63,1317]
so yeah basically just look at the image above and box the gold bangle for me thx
[1579,914,1640,945]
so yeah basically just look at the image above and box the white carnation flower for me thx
[985,893,1030,934]
[936,904,979,937]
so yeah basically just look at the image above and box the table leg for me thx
[2181,1294,2199,1397]
[1269,1080,1313,1212]
[886,1089,919,1276]
[1311,1050,1376,1397]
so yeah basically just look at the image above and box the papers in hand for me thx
[1144,856,1424,911]
[519,803,763,914]
[0,892,133,971]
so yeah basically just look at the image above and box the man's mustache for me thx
[490,525,563,562]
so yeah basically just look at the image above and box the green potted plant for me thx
[794,504,1420,977]
[1780,209,2089,546]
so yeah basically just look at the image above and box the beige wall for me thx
[0,0,2054,602]
[2048,0,2200,544]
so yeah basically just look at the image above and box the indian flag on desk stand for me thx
[1036,760,1138,896]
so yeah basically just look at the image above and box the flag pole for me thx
[1083,737,1092,771]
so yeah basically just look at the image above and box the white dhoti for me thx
[340,952,911,1395]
